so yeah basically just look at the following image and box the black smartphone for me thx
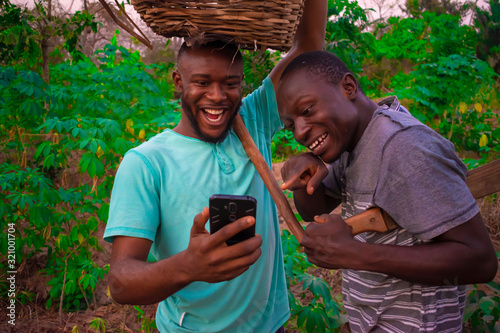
[209,194,257,246]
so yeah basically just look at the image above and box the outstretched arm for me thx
[269,0,328,89]
[108,208,262,305]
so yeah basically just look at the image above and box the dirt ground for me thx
[1,162,499,333]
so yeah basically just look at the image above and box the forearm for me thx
[108,251,192,305]
[350,239,496,285]
[291,0,328,52]
[269,0,327,87]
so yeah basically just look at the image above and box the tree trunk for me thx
[42,0,52,110]
[42,0,52,85]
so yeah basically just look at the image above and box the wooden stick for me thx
[344,208,397,235]
[466,159,500,199]
[233,114,305,242]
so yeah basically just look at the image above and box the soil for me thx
[1,162,499,333]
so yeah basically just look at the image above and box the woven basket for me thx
[130,0,305,51]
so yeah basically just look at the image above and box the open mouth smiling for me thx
[309,133,328,151]
[203,108,225,123]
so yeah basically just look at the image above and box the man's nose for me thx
[294,118,309,142]
[206,83,226,103]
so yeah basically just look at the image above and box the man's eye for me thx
[286,122,294,130]
[226,82,240,88]
[303,106,312,116]
[196,81,208,86]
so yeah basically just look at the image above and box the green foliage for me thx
[0,0,41,67]
[272,129,306,162]
[282,229,345,332]
[0,163,109,310]
[355,11,500,161]
[0,31,179,311]
[325,0,376,73]
[464,282,500,331]
[55,10,99,61]
[0,0,100,68]
[134,306,157,333]
[242,48,282,96]
[475,0,500,74]
[393,53,499,151]
[89,317,108,333]
[402,0,468,19]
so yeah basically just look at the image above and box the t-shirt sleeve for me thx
[373,126,479,240]
[239,76,283,142]
[103,150,160,243]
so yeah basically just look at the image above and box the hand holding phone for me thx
[209,194,257,246]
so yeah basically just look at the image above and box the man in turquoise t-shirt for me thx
[103,1,327,332]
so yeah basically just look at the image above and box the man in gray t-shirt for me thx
[276,51,498,332]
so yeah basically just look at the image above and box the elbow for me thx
[289,42,324,59]
[110,291,128,305]
[480,251,498,283]
[108,269,132,305]
[470,246,498,283]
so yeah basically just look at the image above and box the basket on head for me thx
[130,0,306,52]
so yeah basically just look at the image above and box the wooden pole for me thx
[233,114,305,242]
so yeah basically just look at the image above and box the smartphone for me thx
[209,194,257,246]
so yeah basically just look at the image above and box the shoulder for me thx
[119,130,177,180]
[130,130,174,155]
[239,76,283,140]
[368,108,454,154]
[240,76,276,118]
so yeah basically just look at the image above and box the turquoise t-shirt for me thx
[104,77,290,332]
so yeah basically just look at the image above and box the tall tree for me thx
[474,0,500,74]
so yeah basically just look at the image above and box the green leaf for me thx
[87,156,104,177]
[34,141,52,159]
[43,154,55,169]
[28,205,53,227]
[65,279,76,295]
[87,216,98,231]
[309,278,333,301]
[79,152,93,173]
[297,307,310,328]
[479,296,495,315]
[89,139,98,154]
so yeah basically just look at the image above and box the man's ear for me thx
[172,70,183,92]
[341,73,358,100]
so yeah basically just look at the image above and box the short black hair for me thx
[280,51,357,88]
[177,40,243,65]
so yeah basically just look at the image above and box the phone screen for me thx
[209,194,257,246]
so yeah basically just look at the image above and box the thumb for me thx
[191,207,209,237]
[313,214,329,224]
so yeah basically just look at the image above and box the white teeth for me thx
[204,108,224,122]
[204,108,224,115]
[309,133,328,150]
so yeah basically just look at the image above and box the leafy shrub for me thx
[282,229,345,332]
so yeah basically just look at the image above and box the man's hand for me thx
[281,152,328,195]
[181,207,263,283]
[301,213,357,269]
[109,208,262,305]
[280,152,338,221]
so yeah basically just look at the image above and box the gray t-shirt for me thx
[323,96,479,332]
